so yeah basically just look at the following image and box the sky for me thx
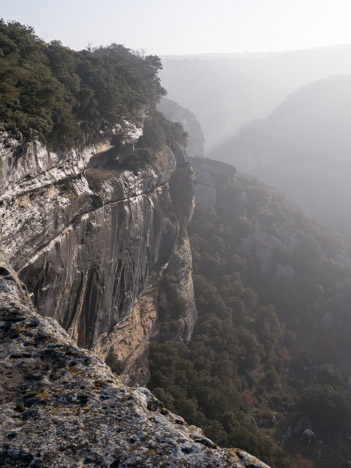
[2,0,351,55]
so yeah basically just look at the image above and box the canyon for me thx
[0,123,268,467]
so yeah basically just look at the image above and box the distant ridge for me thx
[161,43,351,60]
[161,43,351,151]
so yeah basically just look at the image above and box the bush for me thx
[262,368,280,389]
[105,349,124,375]
[298,384,349,430]
[314,365,344,387]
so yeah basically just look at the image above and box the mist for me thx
[160,45,351,151]
[3,3,351,467]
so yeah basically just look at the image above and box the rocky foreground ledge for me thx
[0,254,269,468]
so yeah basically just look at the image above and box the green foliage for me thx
[148,169,351,466]
[262,368,280,389]
[0,20,165,149]
[136,113,166,152]
[314,365,344,387]
[171,298,188,319]
[136,110,187,153]
[133,111,187,167]
[299,384,349,430]
[105,348,124,375]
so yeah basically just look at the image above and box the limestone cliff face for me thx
[0,250,269,468]
[189,156,237,214]
[157,232,198,342]
[0,125,196,383]
[0,130,270,468]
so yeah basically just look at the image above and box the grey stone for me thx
[0,250,270,467]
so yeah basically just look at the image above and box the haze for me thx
[2,0,351,55]
[3,5,351,467]
[3,0,351,236]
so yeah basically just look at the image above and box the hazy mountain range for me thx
[211,74,351,239]
[161,44,351,152]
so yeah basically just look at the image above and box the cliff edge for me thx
[0,126,197,384]
[0,250,269,468]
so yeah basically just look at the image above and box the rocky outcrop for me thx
[170,144,197,227]
[189,157,237,214]
[156,231,198,342]
[96,281,159,386]
[189,158,298,282]
[0,250,270,468]
[0,126,196,382]
[0,128,271,468]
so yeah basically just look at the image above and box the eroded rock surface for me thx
[0,128,197,380]
[0,252,270,468]
[156,232,198,342]
[189,157,237,214]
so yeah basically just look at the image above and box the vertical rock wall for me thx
[0,128,197,383]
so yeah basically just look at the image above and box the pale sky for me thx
[2,0,351,55]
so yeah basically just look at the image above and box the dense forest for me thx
[0,20,169,151]
[148,167,351,467]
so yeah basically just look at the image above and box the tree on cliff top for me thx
[0,20,166,149]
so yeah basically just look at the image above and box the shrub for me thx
[105,349,124,375]
[298,384,349,430]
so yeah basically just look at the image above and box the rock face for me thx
[0,127,270,467]
[0,250,270,468]
[0,127,197,383]
[189,157,298,284]
[189,157,237,214]
[158,232,198,341]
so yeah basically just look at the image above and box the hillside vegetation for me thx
[0,20,165,150]
[148,167,351,467]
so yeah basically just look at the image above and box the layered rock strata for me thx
[189,157,237,214]
[0,128,197,381]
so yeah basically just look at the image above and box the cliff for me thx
[0,249,270,468]
[0,21,271,466]
[0,127,274,467]
[0,125,197,384]
[189,156,237,213]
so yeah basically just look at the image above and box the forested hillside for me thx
[148,162,351,467]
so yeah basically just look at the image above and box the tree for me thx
[298,384,349,430]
